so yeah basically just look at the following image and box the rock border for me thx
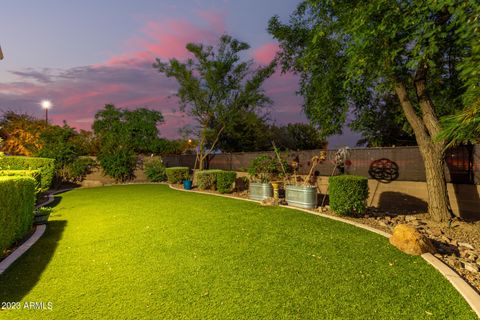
[170,184,480,318]
[0,188,73,275]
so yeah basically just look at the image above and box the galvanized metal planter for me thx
[285,185,317,209]
[249,182,273,201]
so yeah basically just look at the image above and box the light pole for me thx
[0,45,3,60]
[41,100,52,125]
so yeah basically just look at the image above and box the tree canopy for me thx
[153,34,275,169]
[269,0,480,221]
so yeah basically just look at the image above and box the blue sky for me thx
[0,0,359,147]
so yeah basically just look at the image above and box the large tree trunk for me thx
[394,79,453,222]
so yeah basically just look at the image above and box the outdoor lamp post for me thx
[41,100,52,125]
[0,45,4,60]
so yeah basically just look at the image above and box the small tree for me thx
[0,111,45,156]
[154,34,275,169]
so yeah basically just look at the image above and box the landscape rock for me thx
[458,242,474,250]
[389,224,435,256]
[464,262,479,273]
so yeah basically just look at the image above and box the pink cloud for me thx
[252,42,279,65]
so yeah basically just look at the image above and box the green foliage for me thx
[144,157,167,182]
[438,98,480,148]
[35,206,53,216]
[248,155,285,183]
[93,104,164,181]
[194,169,223,190]
[329,175,369,216]
[270,123,327,150]
[60,157,96,183]
[268,1,480,140]
[0,111,45,156]
[0,176,36,255]
[154,34,275,167]
[0,156,55,192]
[216,171,237,194]
[165,167,190,184]
[0,169,41,193]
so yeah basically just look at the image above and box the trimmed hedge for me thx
[165,167,190,184]
[0,156,55,192]
[216,171,237,194]
[0,176,36,255]
[329,175,369,216]
[0,170,41,193]
[194,170,223,190]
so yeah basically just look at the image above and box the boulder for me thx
[81,180,104,188]
[389,224,435,256]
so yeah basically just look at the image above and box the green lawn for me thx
[0,184,476,319]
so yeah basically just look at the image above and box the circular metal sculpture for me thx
[368,158,399,183]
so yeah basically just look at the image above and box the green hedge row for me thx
[165,167,190,184]
[0,156,55,192]
[329,175,369,216]
[0,170,41,193]
[194,170,237,193]
[0,176,36,255]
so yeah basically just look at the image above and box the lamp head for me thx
[41,100,52,109]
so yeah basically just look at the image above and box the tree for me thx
[269,1,479,222]
[153,34,275,169]
[93,104,164,181]
[269,123,327,151]
[0,111,45,155]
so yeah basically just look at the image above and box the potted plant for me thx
[274,147,326,209]
[34,207,53,225]
[247,155,280,200]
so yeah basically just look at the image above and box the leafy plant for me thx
[165,167,190,184]
[216,171,237,194]
[35,206,53,216]
[60,157,96,183]
[247,155,284,183]
[144,157,167,182]
[328,175,369,216]
[194,170,223,190]
[98,148,137,182]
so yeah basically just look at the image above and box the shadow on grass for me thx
[0,220,66,302]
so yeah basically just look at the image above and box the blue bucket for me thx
[183,180,192,190]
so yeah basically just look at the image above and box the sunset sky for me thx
[0,0,359,147]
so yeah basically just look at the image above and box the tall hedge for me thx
[329,175,369,216]
[0,176,36,255]
[216,171,237,194]
[0,156,55,192]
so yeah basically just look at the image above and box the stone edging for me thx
[0,188,73,275]
[169,184,480,318]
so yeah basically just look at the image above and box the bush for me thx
[0,176,36,255]
[165,167,190,184]
[0,156,55,192]
[247,155,287,183]
[60,157,96,183]
[194,170,223,190]
[329,175,369,216]
[144,158,167,182]
[216,171,237,194]
[0,170,41,193]
[98,148,137,182]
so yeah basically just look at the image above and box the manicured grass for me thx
[0,185,476,319]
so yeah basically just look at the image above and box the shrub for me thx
[0,176,36,255]
[165,167,190,184]
[98,148,137,182]
[247,155,287,183]
[0,156,55,192]
[60,157,96,183]
[329,175,369,216]
[194,170,223,190]
[0,170,41,193]
[216,171,237,194]
[144,158,166,182]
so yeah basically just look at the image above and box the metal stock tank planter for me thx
[248,182,273,201]
[285,185,317,209]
